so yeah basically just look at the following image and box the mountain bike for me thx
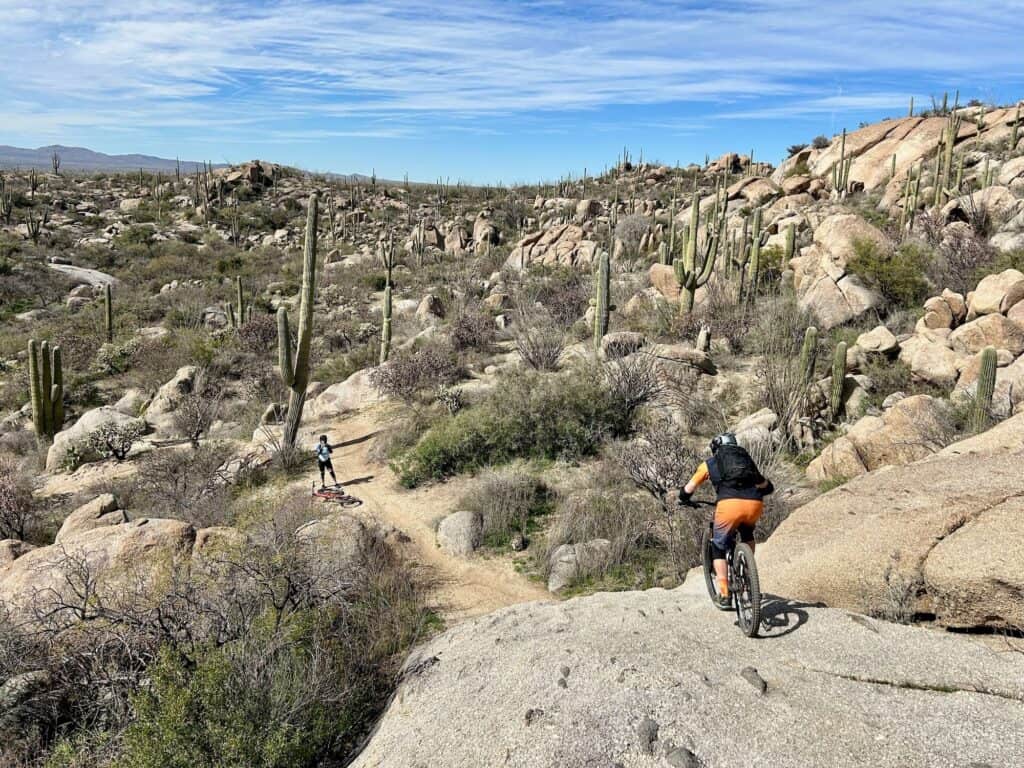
[311,482,363,508]
[690,500,761,638]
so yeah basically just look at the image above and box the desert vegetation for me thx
[2,92,1024,765]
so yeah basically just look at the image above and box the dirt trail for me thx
[294,410,552,623]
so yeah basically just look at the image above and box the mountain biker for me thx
[315,434,338,488]
[678,433,774,609]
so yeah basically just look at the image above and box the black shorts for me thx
[318,458,334,472]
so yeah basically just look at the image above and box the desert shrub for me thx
[458,469,551,547]
[85,421,143,462]
[615,213,650,259]
[512,306,564,371]
[749,296,819,445]
[847,237,929,309]
[602,354,663,424]
[120,445,233,528]
[369,342,459,410]
[172,372,222,448]
[860,358,944,410]
[448,304,496,352]
[509,264,590,328]
[0,455,40,541]
[396,365,635,487]
[538,483,654,584]
[923,226,995,295]
[786,143,808,157]
[811,135,830,149]
[7,508,434,767]
[236,313,278,353]
[610,414,700,508]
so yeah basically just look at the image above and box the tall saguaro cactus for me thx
[593,248,611,350]
[277,193,319,450]
[379,234,396,365]
[971,346,997,432]
[28,340,64,440]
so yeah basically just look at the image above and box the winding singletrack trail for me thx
[296,410,552,623]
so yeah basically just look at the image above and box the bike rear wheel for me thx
[731,543,761,638]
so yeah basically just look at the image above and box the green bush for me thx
[395,364,638,487]
[847,238,930,309]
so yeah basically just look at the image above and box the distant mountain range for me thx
[0,145,220,173]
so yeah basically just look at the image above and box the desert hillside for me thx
[2,97,1024,766]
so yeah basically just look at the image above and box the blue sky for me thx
[3,1,1023,183]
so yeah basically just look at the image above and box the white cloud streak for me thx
[1,0,1022,142]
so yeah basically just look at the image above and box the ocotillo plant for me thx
[103,284,114,343]
[674,191,719,315]
[379,234,396,365]
[971,346,997,432]
[799,326,818,385]
[592,248,611,351]
[276,193,319,450]
[226,276,247,329]
[28,340,64,440]
[829,342,847,422]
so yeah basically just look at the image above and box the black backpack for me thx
[713,445,760,489]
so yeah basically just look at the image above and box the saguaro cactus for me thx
[28,340,64,440]
[277,193,319,450]
[103,284,114,343]
[674,192,717,315]
[829,342,847,422]
[593,248,611,350]
[379,234,396,365]
[971,346,997,431]
[227,275,247,329]
[799,326,818,385]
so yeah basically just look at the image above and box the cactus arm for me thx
[380,284,392,365]
[50,346,63,434]
[235,275,245,325]
[40,341,53,436]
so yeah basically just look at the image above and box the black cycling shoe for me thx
[716,594,733,611]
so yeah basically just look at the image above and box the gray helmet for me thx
[709,432,738,454]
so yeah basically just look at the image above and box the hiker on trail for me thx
[315,434,338,487]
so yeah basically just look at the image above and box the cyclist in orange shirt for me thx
[679,433,774,608]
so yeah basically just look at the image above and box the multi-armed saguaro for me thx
[379,234,396,365]
[28,339,64,440]
[674,190,719,315]
[276,193,319,449]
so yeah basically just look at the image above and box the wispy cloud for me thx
[1,0,1022,173]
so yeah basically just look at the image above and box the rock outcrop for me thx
[351,579,1024,768]
[764,414,1024,630]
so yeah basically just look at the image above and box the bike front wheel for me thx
[700,525,718,604]
[731,543,761,637]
